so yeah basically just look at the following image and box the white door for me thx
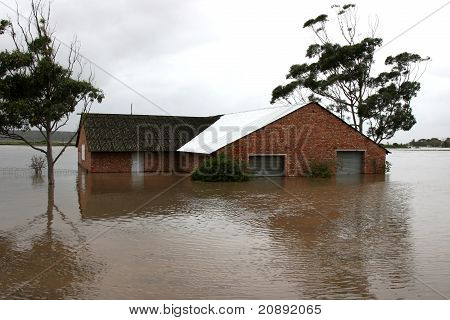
[131,152,145,173]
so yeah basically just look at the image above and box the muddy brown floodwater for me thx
[1,146,450,299]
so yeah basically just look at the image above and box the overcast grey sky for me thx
[2,0,449,142]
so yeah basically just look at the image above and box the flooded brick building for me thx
[76,102,388,176]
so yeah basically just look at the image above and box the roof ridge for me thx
[81,112,221,119]
[80,104,299,118]
[220,104,294,116]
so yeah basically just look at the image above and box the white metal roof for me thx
[177,104,304,154]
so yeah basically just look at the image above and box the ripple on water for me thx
[1,148,450,298]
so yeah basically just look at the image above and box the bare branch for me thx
[369,15,379,38]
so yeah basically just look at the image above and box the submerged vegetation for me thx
[309,161,333,178]
[29,155,46,176]
[191,154,250,182]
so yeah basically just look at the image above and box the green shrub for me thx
[309,161,332,178]
[191,154,250,182]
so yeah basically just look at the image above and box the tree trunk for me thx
[46,131,55,185]
[350,104,358,131]
[47,183,55,236]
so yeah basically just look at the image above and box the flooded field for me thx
[1,146,450,299]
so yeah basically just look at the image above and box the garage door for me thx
[337,151,364,175]
[249,155,285,176]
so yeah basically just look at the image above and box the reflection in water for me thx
[77,172,188,219]
[31,175,45,187]
[0,183,102,299]
[266,177,413,299]
[2,148,450,299]
[73,171,417,299]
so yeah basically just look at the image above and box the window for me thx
[248,155,285,176]
[81,144,86,161]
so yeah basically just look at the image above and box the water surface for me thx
[1,146,449,299]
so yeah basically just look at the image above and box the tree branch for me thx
[0,132,47,154]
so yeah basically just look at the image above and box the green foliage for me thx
[271,4,429,143]
[309,161,332,178]
[0,2,104,184]
[303,14,328,28]
[0,34,104,132]
[0,19,9,34]
[191,154,250,182]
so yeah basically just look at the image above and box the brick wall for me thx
[78,126,132,172]
[218,103,387,176]
[77,126,92,171]
[90,152,131,173]
[78,131,203,174]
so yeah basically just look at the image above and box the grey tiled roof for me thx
[78,113,220,152]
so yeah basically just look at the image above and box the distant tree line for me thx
[383,138,450,148]
[0,130,76,145]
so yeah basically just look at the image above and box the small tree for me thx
[271,4,429,143]
[0,1,104,184]
[29,154,46,175]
